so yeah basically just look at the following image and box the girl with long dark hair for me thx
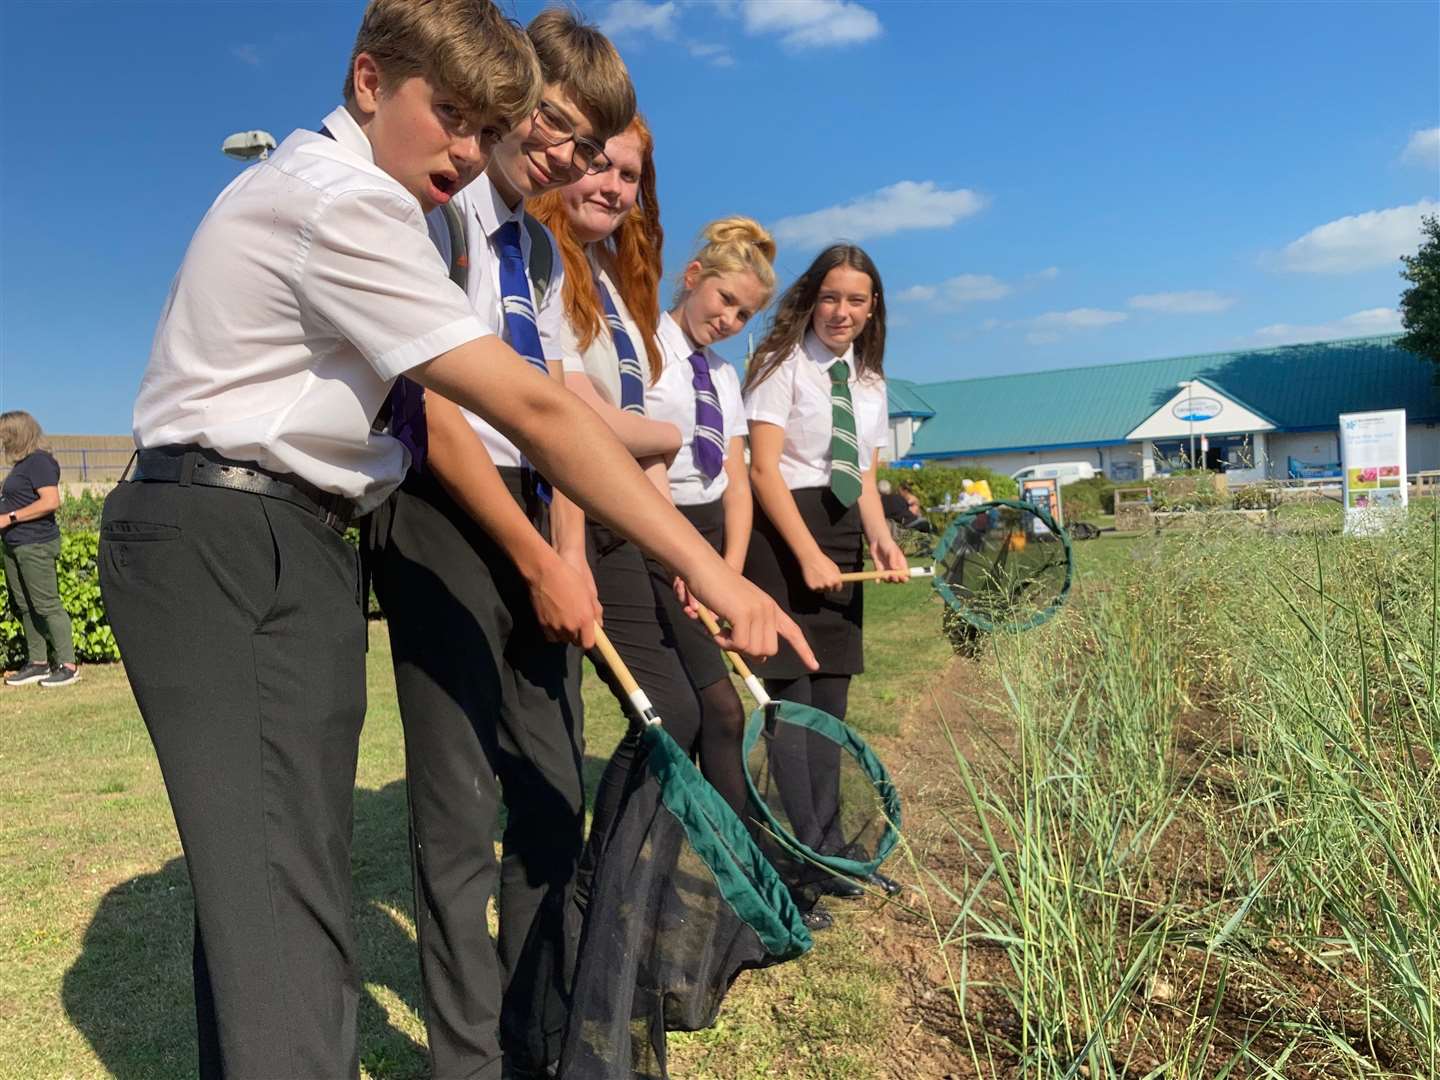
[742,244,908,904]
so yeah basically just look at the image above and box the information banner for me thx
[1339,409,1407,535]
[1021,477,1061,533]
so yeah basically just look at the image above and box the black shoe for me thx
[801,904,834,931]
[865,870,903,896]
[823,875,865,900]
[5,661,50,686]
[39,664,80,689]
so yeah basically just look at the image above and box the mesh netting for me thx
[933,499,1073,633]
[560,722,812,1079]
[742,700,901,895]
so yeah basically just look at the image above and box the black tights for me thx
[763,674,851,852]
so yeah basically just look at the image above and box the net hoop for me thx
[932,498,1074,633]
[645,723,813,959]
[741,701,902,879]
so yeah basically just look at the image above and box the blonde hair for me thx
[677,216,777,306]
[0,411,49,464]
[344,0,542,132]
[527,8,636,143]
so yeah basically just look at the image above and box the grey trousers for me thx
[100,480,368,1079]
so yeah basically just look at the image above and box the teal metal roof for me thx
[886,378,936,417]
[892,336,1439,457]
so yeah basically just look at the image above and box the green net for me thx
[560,722,812,1079]
[932,499,1073,633]
[742,700,902,890]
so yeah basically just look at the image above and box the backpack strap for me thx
[440,201,468,287]
[522,213,554,298]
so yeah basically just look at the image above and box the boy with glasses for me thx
[367,10,645,1078]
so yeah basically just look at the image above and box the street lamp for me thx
[221,130,277,163]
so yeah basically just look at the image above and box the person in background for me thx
[1,411,78,688]
[878,478,932,534]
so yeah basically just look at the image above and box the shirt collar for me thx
[659,311,704,364]
[802,329,855,375]
[472,173,525,240]
[319,106,374,164]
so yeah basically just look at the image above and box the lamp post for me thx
[221,130,277,163]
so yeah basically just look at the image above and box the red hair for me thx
[530,115,663,381]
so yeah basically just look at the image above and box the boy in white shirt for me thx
[367,11,644,1078]
[101,3,811,1077]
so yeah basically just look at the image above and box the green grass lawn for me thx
[0,575,954,1079]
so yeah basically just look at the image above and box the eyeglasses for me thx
[532,99,610,176]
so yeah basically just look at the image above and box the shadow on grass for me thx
[61,780,428,1079]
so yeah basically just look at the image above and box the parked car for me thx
[1010,462,1097,487]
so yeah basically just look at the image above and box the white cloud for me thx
[599,0,679,40]
[897,273,1011,308]
[231,43,261,66]
[1026,331,1063,346]
[1253,307,1402,345]
[688,41,735,66]
[1128,290,1235,314]
[1272,198,1437,273]
[1033,308,1128,330]
[1030,266,1060,281]
[771,180,985,247]
[740,0,882,48]
[1402,127,1440,169]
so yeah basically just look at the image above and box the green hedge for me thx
[1,532,118,667]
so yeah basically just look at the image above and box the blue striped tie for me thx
[495,221,551,499]
[688,351,726,481]
[599,280,646,414]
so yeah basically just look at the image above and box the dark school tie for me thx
[688,351,726,481]
[495,220,552,498]
[599,280,647,414]
[828,360,862,507]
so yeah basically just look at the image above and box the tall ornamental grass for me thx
[918,508,1440,1078]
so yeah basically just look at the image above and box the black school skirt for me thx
[644,499,730,691]
[744,486,864,679]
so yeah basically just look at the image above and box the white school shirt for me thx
[133,105,490,513]
[556,253,654,407]
[743,331,889,491]
[646,312,747,506]
[426,175,567,468]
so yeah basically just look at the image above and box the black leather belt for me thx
[130,446,357,533]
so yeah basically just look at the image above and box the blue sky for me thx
[1,0,1436,433]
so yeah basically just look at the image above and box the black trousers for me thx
[367,469,583,1079]
[100,480,368,1079]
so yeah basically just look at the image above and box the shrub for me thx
[56,488,108,533]
[1,532,118,667]
[1059,475,1117,521]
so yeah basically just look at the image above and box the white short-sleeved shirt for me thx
[556,254,654,407]
[133,105,490,513]
[426,175,567,468]
[743,331,889,491]
[646,312,747,506]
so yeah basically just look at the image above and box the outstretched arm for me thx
[411,339,815,666]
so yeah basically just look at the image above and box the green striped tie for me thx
[828,360,862,507]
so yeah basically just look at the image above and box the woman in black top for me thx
[0,411,77,687]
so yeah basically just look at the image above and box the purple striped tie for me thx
[688,351,726,481]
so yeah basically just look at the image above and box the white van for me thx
[1011,462,1096,487]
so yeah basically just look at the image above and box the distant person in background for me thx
[878,478,932,534]
[0,411,79,688]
